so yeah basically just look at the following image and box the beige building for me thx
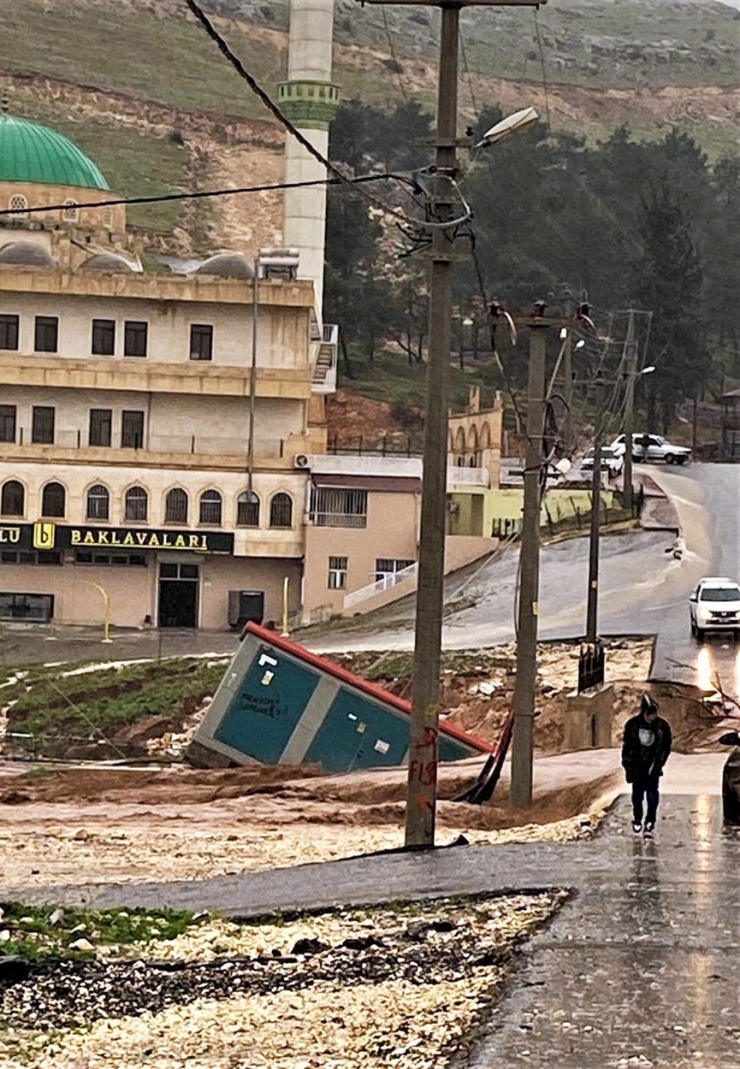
[0,111,337,630]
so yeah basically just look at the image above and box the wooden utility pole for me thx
[358,0,545,848]
[510,318,547,810]
[621,310,638,511]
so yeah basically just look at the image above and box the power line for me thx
[0,171,399,218]
[381,6,409,103]
[184,0,418,228]
[532,10,551,130]
[459,27,479,119]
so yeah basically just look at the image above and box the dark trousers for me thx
[632,770,660,825]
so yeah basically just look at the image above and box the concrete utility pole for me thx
[403,3,460,848]
[509,318,548,810]
[358,0,544,846]
[621,309,638,512]
[586,434,601,643]
[358,0,545,848]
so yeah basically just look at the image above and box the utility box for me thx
[563,684,615,751]
[228,590,265,631]
[190,623,491,773]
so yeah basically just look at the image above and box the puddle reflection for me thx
[692,645,740,708]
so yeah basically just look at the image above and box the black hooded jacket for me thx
[622,714,672,780]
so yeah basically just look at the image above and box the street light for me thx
[474,106,539,148]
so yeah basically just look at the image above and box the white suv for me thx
[610,433,691,465]
[689,577,740,640]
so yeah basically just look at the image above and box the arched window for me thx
[236,490,260,527]
[165,487,188,524]
[8,194,28,217]
[269,492,293,529]
[62,198,79,222]
[41,482,65,518]
[1,480,24,516]
[125,485,148,522]
[199,489,222,526]
[87,484,110,521]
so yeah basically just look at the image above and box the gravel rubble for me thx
[0,893,566,1068]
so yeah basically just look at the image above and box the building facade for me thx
[0,112,336,630]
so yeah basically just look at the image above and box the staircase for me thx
[311,323,338,394]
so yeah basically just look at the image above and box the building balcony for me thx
[0,353,313,400]
[0,436,313,472]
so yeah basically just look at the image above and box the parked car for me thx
[689,576,740,640]
[717,731,740,824]
[610,433,691,465]
[581,446,623,479]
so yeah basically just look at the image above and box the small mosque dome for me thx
[194,253,254,279]
[0,241,55,267]
[81,252,136,272]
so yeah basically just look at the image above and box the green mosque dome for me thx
[0,113,109,190]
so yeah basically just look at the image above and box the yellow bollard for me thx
[281,576,290,637]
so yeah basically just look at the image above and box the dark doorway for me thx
[158,562,199,628]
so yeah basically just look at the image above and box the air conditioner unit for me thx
[295,454,310,468]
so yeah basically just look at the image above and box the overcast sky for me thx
[714,0,740,8]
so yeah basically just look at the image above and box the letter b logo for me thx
[33,522,56,550]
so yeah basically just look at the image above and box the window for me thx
[121,410,144,449]
[86,484,110,521]
[1,551,61,566]
[125,485,148,522]
[8,194,28,216]
[311,487,367,528]
[269,492,293,529]
[199,489,222,526]
[328,556,348,590]
[92,319,115,356]
[1,480,24,516]
[375,558,416,589]
[75,551,146,567]
[0,314,19,350]
[34,316,58,353]
[0,405,16,443]
[89,409,112,447]
[0,593,54,621]
[32,406,54,444]
[236,490,260,527]
[165,487,189,524]
[124,320,148,358]
[41,482,65,518]
[190,324,213,362]
[62,198,79,222]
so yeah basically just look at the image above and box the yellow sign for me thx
[33,522,56,550]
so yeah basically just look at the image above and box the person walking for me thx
[622,694,672,838]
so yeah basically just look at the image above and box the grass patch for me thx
[340,348,495,412]
[3,657,228,754]
[0,902,203,961]
[0,1,286,120]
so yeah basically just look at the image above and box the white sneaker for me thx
[643,823,655,839]
[632,822,642,834]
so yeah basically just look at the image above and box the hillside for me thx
[0,0,737,253]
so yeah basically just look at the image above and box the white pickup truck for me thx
[610,433,691,465]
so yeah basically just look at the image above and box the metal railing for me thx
[343,561,418,610]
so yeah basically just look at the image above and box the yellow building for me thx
[0,111,336,630]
